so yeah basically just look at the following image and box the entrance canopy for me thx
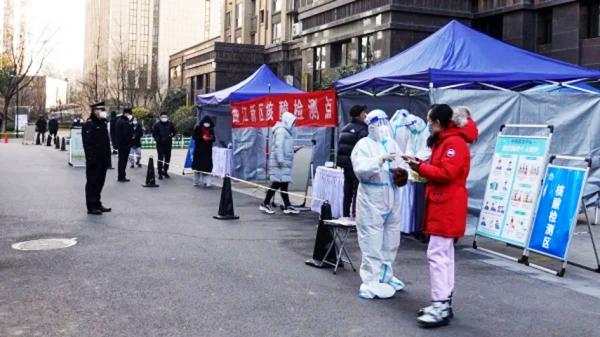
[335,20,600,93]
[197,64,303,105]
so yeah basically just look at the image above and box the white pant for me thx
[129,146,141,165]
[427,236,455,301]
[193,172,212,186]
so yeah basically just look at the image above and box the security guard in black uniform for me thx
[82,101,112,215]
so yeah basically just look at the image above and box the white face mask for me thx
[160,117,168,122]
[98,111,108,119]
[203,123,210,127]
[133,120,138,125]
[127,114,133,120]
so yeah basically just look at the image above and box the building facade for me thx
[170,0,600,97]
[83,0,222,104]
[1,0,29,57]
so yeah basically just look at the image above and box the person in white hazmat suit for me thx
[351,109,408,299]
[390,109,431,234]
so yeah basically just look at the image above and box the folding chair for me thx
[320,219,357,274]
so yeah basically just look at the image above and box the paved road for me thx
[1,142,600,337]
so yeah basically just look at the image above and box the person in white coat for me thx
[351,109,408,299]
[260,112,300,215]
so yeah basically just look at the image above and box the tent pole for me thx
[375,84,401,96]
[562,83,599,95]
[478,82,511,91]
[356,89,374,96]
[438,82,473,90]
[401,83,429,92]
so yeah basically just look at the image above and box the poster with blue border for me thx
[527,165,586,260]
[477,135,550,247]
[183,138,195,170]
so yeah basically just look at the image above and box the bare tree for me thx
[0,28,55,132]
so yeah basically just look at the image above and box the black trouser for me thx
[85,161,108,210]
[49,131,57,138]
[156,143,172,175]
[36,132,45,144]
[117,145,131,180]
[264,182,291,207]
[342,167,359,217]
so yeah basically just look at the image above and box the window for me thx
[273,0,282,13]
[359,34,374,66]
[272,23,281,43]
[259,9,265,23]
[236,3,243,28]
[313,46,326,87]
[537,8,553,44]
[473,15,503,40]
[583,2,600,38]
[225,11,231,29]
[331,40,351,67]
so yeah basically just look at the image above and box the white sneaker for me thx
[417,301,451,328]
[259,203,275,214]
[283,206,300,214]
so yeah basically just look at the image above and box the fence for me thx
[140,136,191,149]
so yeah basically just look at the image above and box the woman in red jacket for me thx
[404,104,478,328]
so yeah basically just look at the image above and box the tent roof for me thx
[197,64,303,105]
[335,20,600,92]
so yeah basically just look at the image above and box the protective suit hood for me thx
[366,109,392,142]
[273,112,297,135]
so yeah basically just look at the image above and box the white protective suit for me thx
[351,109,408,298]
[390,110,431,233]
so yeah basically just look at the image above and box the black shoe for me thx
[87,209,102,215]
[99,205,111,212]
[158,175,163,180]
[118,178,130,182]
[130,165,134,168]
[137,163,142,167]
[163,173,170,178]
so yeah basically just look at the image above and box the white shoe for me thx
[417,301,451,328]
[358,282,395,299]
[259,203,275,214]
[283,206,300,214]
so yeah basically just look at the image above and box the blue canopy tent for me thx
[197,64,302,105]
[194,64,311,180]
[335,20,600,94]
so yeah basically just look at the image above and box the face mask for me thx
[203,123,210,128]
[160,117,168,122]
[133,121,138,126]
[127,115,133,120]
[99,111,108,119]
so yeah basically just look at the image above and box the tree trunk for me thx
[2,97,12,133]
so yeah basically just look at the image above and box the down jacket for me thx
[417,118,478,238]
[268,112,297,183]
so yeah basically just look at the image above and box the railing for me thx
[140,136,191,149]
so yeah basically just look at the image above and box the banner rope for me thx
[126,153,328,203]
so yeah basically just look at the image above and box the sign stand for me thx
[473,124,554,261]
[519,155,600,276]
[68,127,86,167]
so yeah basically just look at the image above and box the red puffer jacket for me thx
[417,119,478,238]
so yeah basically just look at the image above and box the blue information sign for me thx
[477,135,550,246]
[528,165,586,259]
[184,139,196,170]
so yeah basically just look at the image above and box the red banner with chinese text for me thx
[230,89,337,128]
